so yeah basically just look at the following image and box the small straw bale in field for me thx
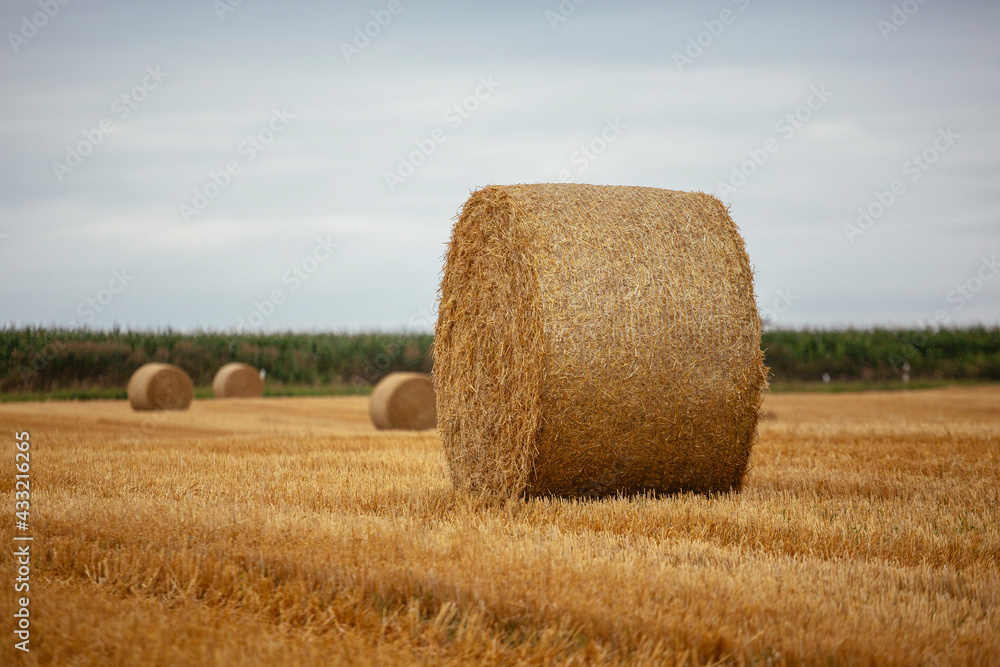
[369,372,436,430]
[127,363,194,411]
[434,183,768,498]
[212,362,265,398]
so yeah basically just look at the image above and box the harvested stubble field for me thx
[1,388,998,665]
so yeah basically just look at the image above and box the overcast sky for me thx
[1,0,997,333]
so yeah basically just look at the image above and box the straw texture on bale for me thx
[434,183,768,498]
[212,362,265,398]
[127,363,194,411]
[369,372,437,431]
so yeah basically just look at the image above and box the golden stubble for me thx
[0,387,997,665]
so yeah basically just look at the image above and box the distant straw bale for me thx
[127,363,194,411]
[434,183,768,498]
[212,362,264,398]
[369,372,436,430]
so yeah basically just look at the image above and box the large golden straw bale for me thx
[369,372,436,430]
[212,362,264,398]
[434,183,768,498]
[127,363,194,411]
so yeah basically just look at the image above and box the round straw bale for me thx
[369,372,436,430]
[127,363,194,411]
[212,362,265,398]
[434,183,768,498]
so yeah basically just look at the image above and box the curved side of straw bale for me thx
[369,372,437,430]
[127,363,194,411]
[434,183,768,498]
[433,187,547,494]
[212,362,264,398]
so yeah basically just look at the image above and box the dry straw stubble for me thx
[434,183,768,498]
[127,362,194,411]
[369,372,437,430]
[212,362,265,398]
